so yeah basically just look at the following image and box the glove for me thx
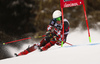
[46,31,51,37]
[53,36,57,41]
[46,31,50,34]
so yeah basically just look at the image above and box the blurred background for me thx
[0,0,100,60]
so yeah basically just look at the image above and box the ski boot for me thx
[15,44,37,56]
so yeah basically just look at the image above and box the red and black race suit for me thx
[47,18,69,42]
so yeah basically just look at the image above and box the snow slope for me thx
[0,28,100,64]
[1,44,100,64]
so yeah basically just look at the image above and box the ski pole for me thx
[34,33,52,38]
[64,42,73,46]
[34,35,46,38]
[3,37,31,45]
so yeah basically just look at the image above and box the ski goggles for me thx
[55,17,61,21]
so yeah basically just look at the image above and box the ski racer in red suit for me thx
[15,10,69,56]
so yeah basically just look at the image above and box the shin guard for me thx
[38,38,48,47]
[41,41,56,51]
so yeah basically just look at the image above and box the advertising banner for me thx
[60,0,84,8]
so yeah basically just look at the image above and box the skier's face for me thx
[57,21,61,24]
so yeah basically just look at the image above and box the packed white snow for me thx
[0,27,100,64]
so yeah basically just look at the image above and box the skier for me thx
[15,10,69,56]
